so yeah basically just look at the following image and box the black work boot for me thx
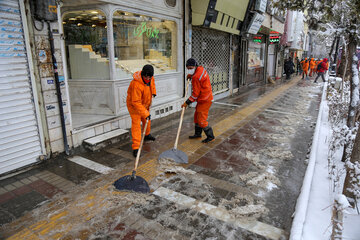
[202,126,215,143]
[133,149,139,157]
[144,134,156,141]
[189,124,202,139]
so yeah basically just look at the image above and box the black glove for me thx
[146,115,151,120]
[152,94,156,98]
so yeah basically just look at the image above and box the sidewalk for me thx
[0,76,321,239]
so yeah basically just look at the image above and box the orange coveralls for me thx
[309,58,317,77]
[187,66,213,128]
[126,71,156,150]
[301,58,309,76]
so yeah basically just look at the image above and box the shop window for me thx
[113,11,177,79]
[248,36,265,69]
[63,10,109,80]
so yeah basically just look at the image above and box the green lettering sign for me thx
[133,22,159,39]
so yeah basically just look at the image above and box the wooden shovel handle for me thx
[134,118,149,171]
[174,80,191,149]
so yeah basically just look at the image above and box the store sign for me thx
[270,35,280,44]
[255,0,267,13]
[247,13,265,34]
[253,36,263,44]
[133,22,159,39]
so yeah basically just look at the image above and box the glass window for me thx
[248,35,265,69]
[113,11,177,79]
[63,10,109,79]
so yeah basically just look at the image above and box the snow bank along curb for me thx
[289,83,328,240]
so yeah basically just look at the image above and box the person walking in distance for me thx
[284,57,295,80]
[301,58,310,80]
[309,58,317,77]
[182,58,215,143]
[314,58,329,83]
[126,65,157,157]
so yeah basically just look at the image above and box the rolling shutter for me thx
[0,0,42,174]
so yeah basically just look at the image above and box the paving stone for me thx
[11,185,32,196]
[0,192,16,204]
[3,184,16,192]
[0,208,15,226]
[12,181,24,188]
[0,191,47,218]
[28,176,39,181]
[0,187,7,195]
[30,181,62,198]
[19,178,32,185]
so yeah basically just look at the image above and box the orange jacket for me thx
[126,71,156,118]
[301,59,309,70]
[310,58,317,69]
[187,66,213,103]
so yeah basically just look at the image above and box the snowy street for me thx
[1,77,326,239]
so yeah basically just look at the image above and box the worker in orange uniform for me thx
[126,65,156,157]
[309,58,317,77]
[182,58,215,143]
[301,58,310,80]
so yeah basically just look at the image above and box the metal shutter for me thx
[0,0,42,174]
[192,27,230,94]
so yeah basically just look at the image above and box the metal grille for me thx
[192,27,230,93]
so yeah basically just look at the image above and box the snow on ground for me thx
[290,79,360,240]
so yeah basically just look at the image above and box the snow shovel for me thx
[158,80,190,164]
[114,119,150,193]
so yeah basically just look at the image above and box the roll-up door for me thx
[0,0,42,174]
[192,27,230,94]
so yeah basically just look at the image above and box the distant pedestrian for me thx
[309,58,317,77]
[296,57,301,75]
[314,58,329,83]
[301,58,310,80]
[284,57,295,80]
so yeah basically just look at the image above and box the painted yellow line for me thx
[6,78,299,239]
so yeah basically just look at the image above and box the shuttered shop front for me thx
[0,0,43,174]
[192,27,230,94]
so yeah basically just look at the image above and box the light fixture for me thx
[77,23,82,26]
[105,26,107,28]
[91,11,98,14]
[92,24,96,27]
[69,17,76,20]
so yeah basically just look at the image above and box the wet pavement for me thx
[0,76,323,240]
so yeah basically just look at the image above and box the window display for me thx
[63,10,109,79]
[248,36,265,69]
[113,11,177,79]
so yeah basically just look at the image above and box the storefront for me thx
[245,34,266,85]
[61,2,184,130]
[192,27,230,94]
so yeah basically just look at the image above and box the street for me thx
[0,76,323,240]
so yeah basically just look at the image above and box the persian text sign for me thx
[247,13,265,34]
[255,0,267,13]
[133,22,159,39]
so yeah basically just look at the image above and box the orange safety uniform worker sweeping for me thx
[301,58,310,79]
[309,58,317,77]
[181,58,215,143]
[126,65,156,157]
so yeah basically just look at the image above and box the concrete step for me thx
[83,128,129,151]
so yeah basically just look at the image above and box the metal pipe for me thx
[47,21,69,155]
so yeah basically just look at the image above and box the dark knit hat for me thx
[186,58,198,67]
[141,64,154,77]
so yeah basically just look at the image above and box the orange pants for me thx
[309,68,316,77]
[194,101,212,128]
[129,112,151,150]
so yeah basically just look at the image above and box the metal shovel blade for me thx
[113,175,150,193]
[158,148,188,164]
